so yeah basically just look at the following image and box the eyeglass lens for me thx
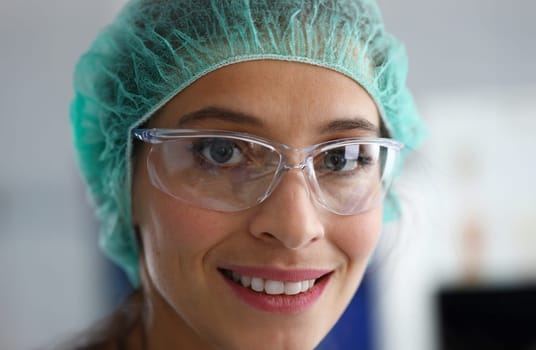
[146,136,391,214]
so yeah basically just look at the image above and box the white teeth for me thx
[251,277,264,292]
[284,281,302,295]
[300,281,309,292]
[226,270,319,295]
[240,275,251,287]
[265,280,285,295]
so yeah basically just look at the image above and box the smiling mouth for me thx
[219,268,328,296]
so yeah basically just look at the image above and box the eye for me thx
[194,138,245,166]
[323,147,370,171]
[322,149,357,171]
[318,144,377,173]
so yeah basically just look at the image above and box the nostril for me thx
[257,231,278,242]
[254,229,320,250]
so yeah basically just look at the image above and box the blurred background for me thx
[1,0,534,349]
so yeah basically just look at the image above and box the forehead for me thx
[151,60,380,140]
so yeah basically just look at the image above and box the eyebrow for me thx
[320,118,380,135]
[177,106,380,135]
[177,107,263,128]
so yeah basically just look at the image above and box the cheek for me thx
[136,188,234,290]
[151,199,223,246]
[330,207,383,263]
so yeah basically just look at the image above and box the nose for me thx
[248,169,325,249]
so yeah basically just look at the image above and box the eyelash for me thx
[190,139,249,168]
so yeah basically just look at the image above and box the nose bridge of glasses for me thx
[274,148,316,202]
[280,147,311,172]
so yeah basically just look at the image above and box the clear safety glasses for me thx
[133,129,403,215]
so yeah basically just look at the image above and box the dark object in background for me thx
[437,283,536,350]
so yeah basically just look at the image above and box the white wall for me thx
[376,0,536,94]
[0,1,127,349]
[371,1,536,348]
[374,87,536,350]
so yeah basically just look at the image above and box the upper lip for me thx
[218,265,333,282]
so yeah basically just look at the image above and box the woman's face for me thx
[132,60,383,350]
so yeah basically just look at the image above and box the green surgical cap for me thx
[71,0,426,286]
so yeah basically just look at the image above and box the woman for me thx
[70,0,425,349]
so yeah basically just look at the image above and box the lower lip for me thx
[222,274,330,314]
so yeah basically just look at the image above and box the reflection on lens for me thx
[313,144,390,215]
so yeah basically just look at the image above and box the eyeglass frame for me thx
[132,128,404,215]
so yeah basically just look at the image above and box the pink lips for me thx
[220,266,332,313]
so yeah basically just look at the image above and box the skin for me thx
[131,60,383,350]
